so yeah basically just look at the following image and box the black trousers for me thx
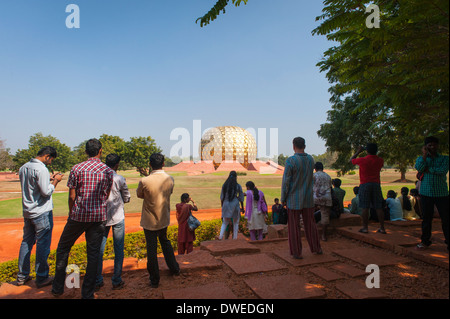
[144,227,179,285]
[420,195,449,248]
[52,218,106,299]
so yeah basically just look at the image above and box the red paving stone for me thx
[272,248,339,267]
[200,237,260,256]
[332,247,409,267]
[221,253,287,275]
[335,280,388,299]
[309,267,345,281]
[400,244,449,269]
[330,263,367,278]
[244,274,326,299]
[336,225,420,251]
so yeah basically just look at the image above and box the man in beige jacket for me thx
[137,153,180,288]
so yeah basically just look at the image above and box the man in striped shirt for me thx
[415,136,449,251]
[281,137,322,259]
[52,139,114,299]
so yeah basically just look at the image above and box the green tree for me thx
[72,140,89,164]
[13,133,76,173]
[0,139,14,171]
[196,0,248,27]
[312,151,338,170]
[72,135,130,170]
[117,137,162,176]
[312,0,449,148]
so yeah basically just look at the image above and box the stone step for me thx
[244,274,326,299]
[200,236,260,256]
[221,253,287,275]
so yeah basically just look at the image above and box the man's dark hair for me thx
[332,178,342,187]
[85,139,102,157]
[424,136,439,145]
[366,143,378,155]
[314,162,324,170]
[105,154,121,169]
[149,153,165,170]
[181,193,190,202]
[293,137,306,150]
[353,186,359,195]
[37,146,57,158]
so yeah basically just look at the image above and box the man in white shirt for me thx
[96,154,130,290]
[17,146,63,287]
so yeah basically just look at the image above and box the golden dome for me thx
[200,126,257,170]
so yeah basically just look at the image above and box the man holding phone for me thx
[17,146,63,288]
[415,136,449,251]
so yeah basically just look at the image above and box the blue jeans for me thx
[17,211,53,284]
[96,219,125,286]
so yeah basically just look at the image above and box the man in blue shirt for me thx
[17,146,63,287]
[281,137,322,258]
[414,136,449,251]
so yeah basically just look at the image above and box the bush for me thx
[0,218,224,284]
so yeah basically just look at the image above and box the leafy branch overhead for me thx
[313,0,449,177]
[197,0,248,27]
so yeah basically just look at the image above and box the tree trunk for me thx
[399,166,407,182]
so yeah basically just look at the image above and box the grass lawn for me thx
[0,168,432,219]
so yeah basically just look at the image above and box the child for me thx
[349,186,363,215]
[332,178,349,214]
[386,190,405,221]
[176,193,198,254]
[271,198,283,224]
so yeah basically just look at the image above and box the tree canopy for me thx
[116,136,162,176]
[11,133,162,176]
[313,0,448,176]
[312,0,449,145]
[13,133,76,173]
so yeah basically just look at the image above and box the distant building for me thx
[168,126,283,175]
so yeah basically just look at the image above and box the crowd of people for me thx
[14,135,448,298]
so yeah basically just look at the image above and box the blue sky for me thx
[0,0,334,158]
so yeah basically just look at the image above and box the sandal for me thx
[377,229,387,234]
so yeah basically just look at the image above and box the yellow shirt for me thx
[137,170,174,231]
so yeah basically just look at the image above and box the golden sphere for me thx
[200,126,257,170]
